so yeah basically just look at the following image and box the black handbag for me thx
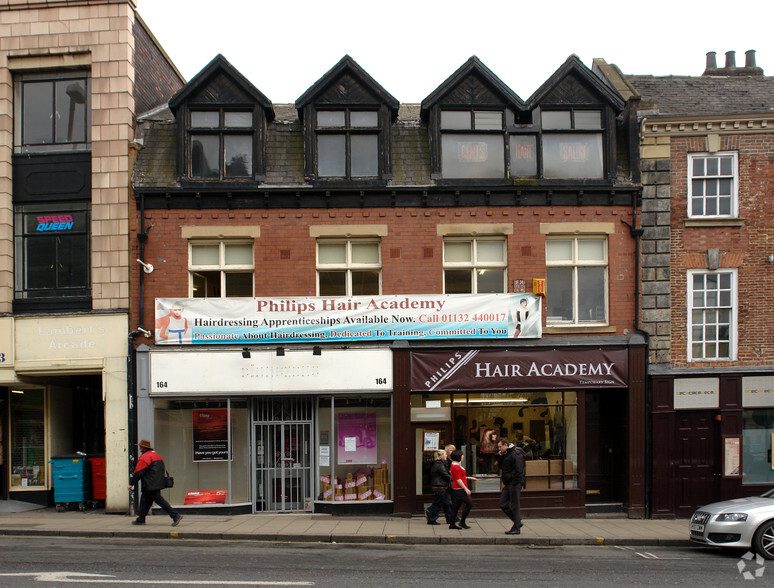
[164,469,174,488]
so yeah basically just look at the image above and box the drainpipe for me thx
[622,188,652,518]
[128,194,152,515]
[127,329,146,515]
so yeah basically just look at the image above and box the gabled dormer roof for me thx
[295,55,400,120]
[420,56,525,117]
[168,54,274,121]
[526,55,626,112]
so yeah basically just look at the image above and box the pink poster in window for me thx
[337,413,377,464]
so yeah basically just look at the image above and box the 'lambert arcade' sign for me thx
[411,348,628,391]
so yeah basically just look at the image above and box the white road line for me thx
[0,572,313,585]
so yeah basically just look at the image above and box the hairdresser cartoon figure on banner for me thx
[156,301,190,343]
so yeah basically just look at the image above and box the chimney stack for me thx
[703,49,764,77]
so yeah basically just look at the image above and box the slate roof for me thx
[626,75,774,117]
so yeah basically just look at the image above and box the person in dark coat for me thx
[425,449,451,525]
[128,439,182,526]
[497,438,526,534]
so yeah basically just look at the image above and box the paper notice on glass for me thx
[320,454,330,466]
[344,437,357,452]
[424,430,440,452]
[320,446,330,457]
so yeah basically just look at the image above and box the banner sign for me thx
[154,294,542,345]
[411,348,628,392]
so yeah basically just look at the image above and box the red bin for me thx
[89,456,106,501]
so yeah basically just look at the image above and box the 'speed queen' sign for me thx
[154,294,542,345]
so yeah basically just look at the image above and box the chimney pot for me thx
[705,51,717,69]
[745,49,756,68]
[725,51,736,69]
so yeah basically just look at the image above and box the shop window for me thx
[14,202,90,303]
[14,72,90,154]
[688,152,738,218]
[153,399,250,506]
[546,236,607,325]
[315,109,380,178]
[10,388,47,489]
[688,270,736,361]
[540,109,604,179]
[742,409,774,485]
[189,241,254,298]
[411,391,578,494]
[443,237,506,294]
[189,108,254,179]
[317,397,392,503]
[317,239,381,296]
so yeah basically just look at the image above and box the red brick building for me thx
[597,51,774,518]
[131,54,645,517]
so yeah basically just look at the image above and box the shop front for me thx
[0,314,128,511]
[391,338,647,518]
[136,346,394,514]
[651,372,774,518]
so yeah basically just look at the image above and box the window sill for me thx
[543,325,616,335]
[684,218,744,228]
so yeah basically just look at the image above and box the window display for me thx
[412,390,578,493]
[317,396,391,502]
[742,409,774,485]
[153,398,249,505]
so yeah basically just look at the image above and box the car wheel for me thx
[753,520,774,560]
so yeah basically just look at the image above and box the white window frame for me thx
[316,239,382,296]
[188,240,254,298]
[545,235,608,326]
[687,152,739,218]
[687,269,737,362]
[442,236,507,294]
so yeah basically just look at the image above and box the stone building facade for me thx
[0,0,182,511]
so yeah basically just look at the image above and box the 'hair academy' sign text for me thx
[411,349,628,391]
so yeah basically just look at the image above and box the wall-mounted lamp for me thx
[137,259,154,274]
[312,346,322,356]
[135,327,151,338]
[276,347,285,357]
[769,254,774,263]
[241,348,251,359]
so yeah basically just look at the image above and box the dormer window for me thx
[316,108,379,178]
[296,56,399,183]
[189,108,254,178]
[440,109,506,178]
[168,54,273,183]
[540,108,604,179]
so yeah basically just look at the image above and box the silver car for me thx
[690,488,774,559]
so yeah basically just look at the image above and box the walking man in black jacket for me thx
[129,439,182,526]
[425,449,452,525]
[497,438,525,534]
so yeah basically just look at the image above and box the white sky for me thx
[138,0,772,105]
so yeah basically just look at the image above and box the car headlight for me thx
[715,513,748,522]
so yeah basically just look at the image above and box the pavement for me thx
[0,503,692,547]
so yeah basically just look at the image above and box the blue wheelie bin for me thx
[51,454,92,511]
